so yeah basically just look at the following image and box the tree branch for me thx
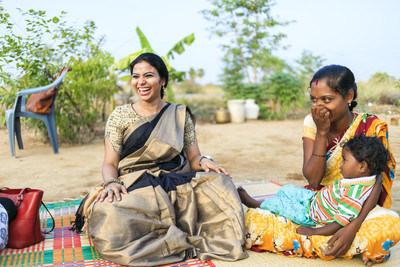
[231,11,252,84]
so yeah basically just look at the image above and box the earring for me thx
[348,103,351,107]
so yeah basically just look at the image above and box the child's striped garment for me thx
[309,175,376,226]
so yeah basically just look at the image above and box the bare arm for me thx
[95,138,127,203]
[297,221,342,236]
[102,137,120,182]
[324,174,382,257]
[302,137,327,188]
[302,105,331,188]
[185,137,229,175]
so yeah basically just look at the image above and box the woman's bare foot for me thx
[237,186,262,208]
[362,254,375,266]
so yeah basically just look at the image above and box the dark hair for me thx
[129,53,169,99]
[343,135,388,175]
[310,65,358,111]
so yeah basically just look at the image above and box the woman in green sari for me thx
[74,53,247,266]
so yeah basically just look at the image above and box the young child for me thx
[238,135,388,236]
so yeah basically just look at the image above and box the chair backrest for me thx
[25,67,71,114]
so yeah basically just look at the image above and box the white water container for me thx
[245,99,260,120]
[227,99,246,123]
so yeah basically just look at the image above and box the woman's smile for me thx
[138,87,151,96]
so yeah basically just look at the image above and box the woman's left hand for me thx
[201,158,229,176]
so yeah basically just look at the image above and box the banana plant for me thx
[113,26,195,83]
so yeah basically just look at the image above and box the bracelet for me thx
[312,152,326,157]
[101,178,124,188]
[199,155,214,167]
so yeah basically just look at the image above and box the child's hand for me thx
[296,225,316,236]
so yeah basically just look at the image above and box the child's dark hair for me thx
[343,135,388,175]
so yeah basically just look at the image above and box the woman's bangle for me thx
[101,178,124,188]
[312,152,326,157]
[199,155,214,167]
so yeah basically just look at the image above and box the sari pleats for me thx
[88,172,247,266]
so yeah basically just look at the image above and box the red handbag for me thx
[0,188,54,249]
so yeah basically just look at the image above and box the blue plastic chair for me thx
[5,68,71,157]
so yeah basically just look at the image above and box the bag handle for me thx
[16,188,29,207]
[0,187,30,207]
[0,187,55,233]
[41,201,55,234]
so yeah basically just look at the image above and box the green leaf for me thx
[136,26,152,50]
[182,33,195,45]
[166,33,195,59]
[118,75,131,82]
[112,50,144,71]
[161,56,172,72]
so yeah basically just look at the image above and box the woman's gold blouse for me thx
[105,104,195,155]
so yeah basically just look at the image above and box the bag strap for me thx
[41,201,55,234]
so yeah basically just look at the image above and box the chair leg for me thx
[5,111,16,157]
[15,117,24,149]
[44,115,59,154]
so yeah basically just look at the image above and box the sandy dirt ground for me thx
[0,116,399,214]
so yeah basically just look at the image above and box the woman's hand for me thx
[311,105,331,134]
[323,222,358,257]
[324,174,381,258]
[95,182,128,203]
[200,158,229,176]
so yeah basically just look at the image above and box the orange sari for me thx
[303,113,395,208]
[244,113,399,263]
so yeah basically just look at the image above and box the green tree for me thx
[295,50,326,85]
[197,68,205,84]
[358,72,400,106]
[112,27,195,102]
[188,67,197,84]
[265,72,304,118]
[202,0,290,85]
[0,8,118,143]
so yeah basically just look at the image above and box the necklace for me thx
[327,112,356,145]
[139,101,164,123]
[142,115,152,123]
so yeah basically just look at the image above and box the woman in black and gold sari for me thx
[74,53,247,266]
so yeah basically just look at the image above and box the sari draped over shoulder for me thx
[75,103,247,266]
[304,113,396,208]
[243,113,400,263]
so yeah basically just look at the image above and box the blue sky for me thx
[3,0,400,84]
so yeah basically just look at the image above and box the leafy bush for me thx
[264,72,306,119]
[178,97,225,122]
[0,8,118,144]
[56,50,118,144]
[358,72,400,106]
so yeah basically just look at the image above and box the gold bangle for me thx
[101,178,124,188]
[312,153,326,157]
